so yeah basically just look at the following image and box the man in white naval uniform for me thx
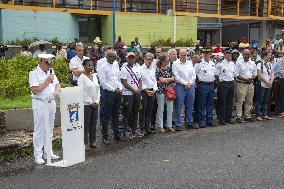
[29,54,61,164]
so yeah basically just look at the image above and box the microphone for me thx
[50,68,53,83]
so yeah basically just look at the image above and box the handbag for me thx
[165,86,176,100]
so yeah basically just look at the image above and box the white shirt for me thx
[140,63,158,91]
[97,58,119,76]
[98,61,122,92]
[20,51,32,57]
[194,59,216,82]
[235,59,257,79]
[69,55,87,80]
[122,62,140,68]
[173,59,196,85]
[29,66,59,100]
[77,73,100,105]
[120,63,141,95]
[33,50,46,58]
[215,59,236,82]
[236,53,243,62]
[96,57,107,75]
[150,59,158,70]
[257,61,273,88]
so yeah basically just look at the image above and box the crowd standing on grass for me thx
[28,35,284,164]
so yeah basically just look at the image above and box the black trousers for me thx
[123,95,140,133]
[100,90,121,140]
[139,91,155,132]
[278,78,284,113]
[219,81,235,122]
[84,105,98,145]
[151,95,157,128]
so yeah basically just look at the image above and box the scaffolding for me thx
[0,0,283,20]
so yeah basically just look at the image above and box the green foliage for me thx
[0,56,38,99]
[50,37,67,46]
[0,95,32,110]
[53,138,63,151]
[150,37,195,47]
[150,37,173,47]
[52,58,71,84]
[0,56,71,99]
[5,37,67,46]
[5,38,35,46]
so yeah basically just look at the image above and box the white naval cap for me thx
[38,54,55,59]
[212,52,224,57]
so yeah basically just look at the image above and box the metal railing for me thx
[0,0,283,20]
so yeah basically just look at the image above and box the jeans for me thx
[139,91,155,132]
[123,95,140,133]
[198,83,214,125]
[100,90,121,140]
[175,83,195,127]
[256,86,271,117]
[84,105,98,145]
[156,93,173,128]
[219,81,235,122]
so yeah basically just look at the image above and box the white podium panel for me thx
[50,86,85,167]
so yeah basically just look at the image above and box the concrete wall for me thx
[0,9,79,43]
[3,107,61,131]
[102,14,197,46]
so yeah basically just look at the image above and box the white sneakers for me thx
[43,154,60,160]
[35,158,45,165]
[35,154,60,164]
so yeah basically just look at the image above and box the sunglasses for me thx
[44,60,53,65]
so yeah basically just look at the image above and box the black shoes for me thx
[146,129,156,134]
[226,120,235,124]
[208,122,217,127]
[219,120,227,125]
[102,138,111,145]
[175,127,182,131]
[186,124,192,129]
[244,118,255,122]
[236,118,243,123]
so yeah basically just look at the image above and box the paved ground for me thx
[1,118,284,189]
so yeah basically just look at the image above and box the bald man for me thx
[235,49,257,123]
[98,51,123,144]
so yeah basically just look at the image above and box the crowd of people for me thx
[28,35,284,164]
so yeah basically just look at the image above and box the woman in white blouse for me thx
[78,59,100,151]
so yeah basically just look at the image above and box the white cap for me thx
[38,54,55,59]
[212,52,224,57]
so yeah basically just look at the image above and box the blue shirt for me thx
[67,49,76,61]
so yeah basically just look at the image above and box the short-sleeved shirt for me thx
[194,59,216,82]
[235,59,257,80]
[257,61,273,88]
[29,66,59,99]
[156,66,173,94]
[120,64,141,95]
[69,55,87,80]
[215,59,236,82]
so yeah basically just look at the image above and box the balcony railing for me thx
[0,0,283,20]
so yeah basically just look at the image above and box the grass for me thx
[0,95,32,110]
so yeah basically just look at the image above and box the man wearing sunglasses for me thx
[29,54,61,165]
